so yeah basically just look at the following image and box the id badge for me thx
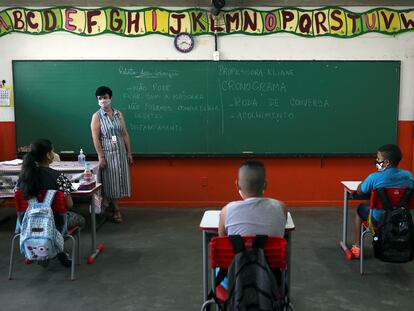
[111,135,117,143]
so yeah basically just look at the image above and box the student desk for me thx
[0,173,16,224]
[0,180,14,223]
[0,191,14,200]
[0,196,12,224]
[199,210,295,302]
[0,160,99,175]
[339,181,369,260]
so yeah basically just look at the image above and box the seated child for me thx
[351,144,414,258]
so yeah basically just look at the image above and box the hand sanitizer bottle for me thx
[78,148,86,165]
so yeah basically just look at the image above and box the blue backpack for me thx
[19,190,64,261]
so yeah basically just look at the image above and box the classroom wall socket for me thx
[201,177,208,187]
[213,51,220,61]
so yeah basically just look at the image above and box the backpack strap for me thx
[28,197,38,205]
[214,268,228,287]
[398,188,413,208]
[229,235,245,254]
[377,188,393,211]
[252,235,268,249]
[43,190,56,207]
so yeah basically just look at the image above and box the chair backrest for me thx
[210,236,287,270]
[370,188,414,210]
[14,190,66,213]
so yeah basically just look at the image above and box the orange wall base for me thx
[0,122,16,161]
[1,120,413,208]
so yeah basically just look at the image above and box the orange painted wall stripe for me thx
[1,120,413,207]
[0,121,16,161]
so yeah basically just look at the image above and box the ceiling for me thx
[0,1,414,7]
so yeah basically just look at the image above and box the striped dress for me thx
[97,108,131,199]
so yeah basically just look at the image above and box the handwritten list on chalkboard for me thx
[13,60,399,155]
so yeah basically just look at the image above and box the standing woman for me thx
[91,86,133,223]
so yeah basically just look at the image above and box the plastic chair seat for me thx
[215,284,228,302]
[201,236,289,311]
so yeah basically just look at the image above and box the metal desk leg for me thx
[0,199,11,225]
[202,230,208,303]
[340,189,353,260]
[87,202,104,264]
[286,231,292,299]
[0,215,11,225]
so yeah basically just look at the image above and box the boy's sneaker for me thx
[351,244,361,259]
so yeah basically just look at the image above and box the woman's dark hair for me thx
[20,138,53,198]
[95,86,112,98]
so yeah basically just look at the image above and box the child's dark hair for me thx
[95,86,112,98]
[377,144,402,166]
[20,138,53,199]
[240,159,266,173]
[239,160,266,194]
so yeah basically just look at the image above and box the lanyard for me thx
[100,109,116,136]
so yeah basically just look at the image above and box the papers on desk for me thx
[0,159,22,166]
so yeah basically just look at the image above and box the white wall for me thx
[1,6,413,121]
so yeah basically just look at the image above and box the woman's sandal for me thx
[112,210,123,223]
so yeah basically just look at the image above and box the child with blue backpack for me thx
[16,138,85,266]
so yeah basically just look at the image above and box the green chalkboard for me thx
[13,60,399,155]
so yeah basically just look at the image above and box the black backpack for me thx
[223,235,285,311]
[373,188,414,263]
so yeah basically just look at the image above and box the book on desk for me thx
[72,181,96,191]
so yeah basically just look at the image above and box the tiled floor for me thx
[0,206,413,311]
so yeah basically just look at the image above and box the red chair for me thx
[360,188,414,275]
[8,190,81,281]
[201,236,290,310]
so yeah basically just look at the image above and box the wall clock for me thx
[174,32,194,53]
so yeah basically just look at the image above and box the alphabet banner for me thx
[0,6,413,38]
